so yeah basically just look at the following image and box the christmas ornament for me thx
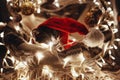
[21,1,35,15]
[7,1,21,14]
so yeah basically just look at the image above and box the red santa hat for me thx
[37,17,89,48]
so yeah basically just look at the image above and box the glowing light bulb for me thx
[48,41,54,51]
[40,43,49,48]
[96,61,103,67]
[78,53,85,64]
[9,16,13,20]
[114,38,120,41]
[93,0,97,3]
[7,0,12,2]
[107,7,112,11]
[54,0,60,7]
[15,61,27,70]
[109,45,114,49]
[109,50,115,60]
[7,50,10,54]
[86,66,95,72]
[37,0,42,4]
[37,8,41,13]
[15,25,21,31]
[108,50,112,55]
[108,21,114,26]
[42,65,53,78]
[113,44,118,49]
[48,42,54,47]
[0,42,4,45]
[72,38,76,42]
[35,52,45,63]
[80,73,84,80]
[0,22,6,26]
[100,56,106,64]
[71,67,79,78]
[0,68,3,73]
[54,77,59,80]
[28,37,33,44]
[94,2,100,5]
[0,32,4,38]
[18,77,28,80]
[63,57,71,67]
[107,2,111,5]
[3,58,8,66]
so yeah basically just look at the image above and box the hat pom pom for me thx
[82,29,104,47]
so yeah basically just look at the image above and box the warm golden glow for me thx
[42,65,53,78]
[0,32,4,38]
[54,0,60,7]
[0,68,3,73]
[9,16,13,20]
[71,67,79,78]
[15,25,21,31]
[14,61,27,70]
[35,51,45,63]
[1,0,119,80]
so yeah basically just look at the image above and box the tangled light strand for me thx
[0,0,120,80]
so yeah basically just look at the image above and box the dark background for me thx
[0,0,11,22]
[0,0,120,22]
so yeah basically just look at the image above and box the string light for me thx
[37,8,41,13]
[96,61,103,67]
[114,38,120,41]
[0,32,4,38]
[37,0,42,4]
[0,68,3,73]
[6,0,12,2]
[35,51,45,63]
[108,50,115,60]
[94,1,100,5]
[71,67,79,78]
[14,61,27,70]
[0,22,6,26]
[7,50,10,54]
[0,42,4,45]
[54,0,60,7]
[107,2,111,5]
[63,57,71,67]
[112,28,118,33]
[107,7,112,11]
[113,44,118,49]
[15,25,21,31]
[42,65,53,78]
[48,41,54,51]
[1,0,119,80]
[100,56,106,64]
[9,16,13,20]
